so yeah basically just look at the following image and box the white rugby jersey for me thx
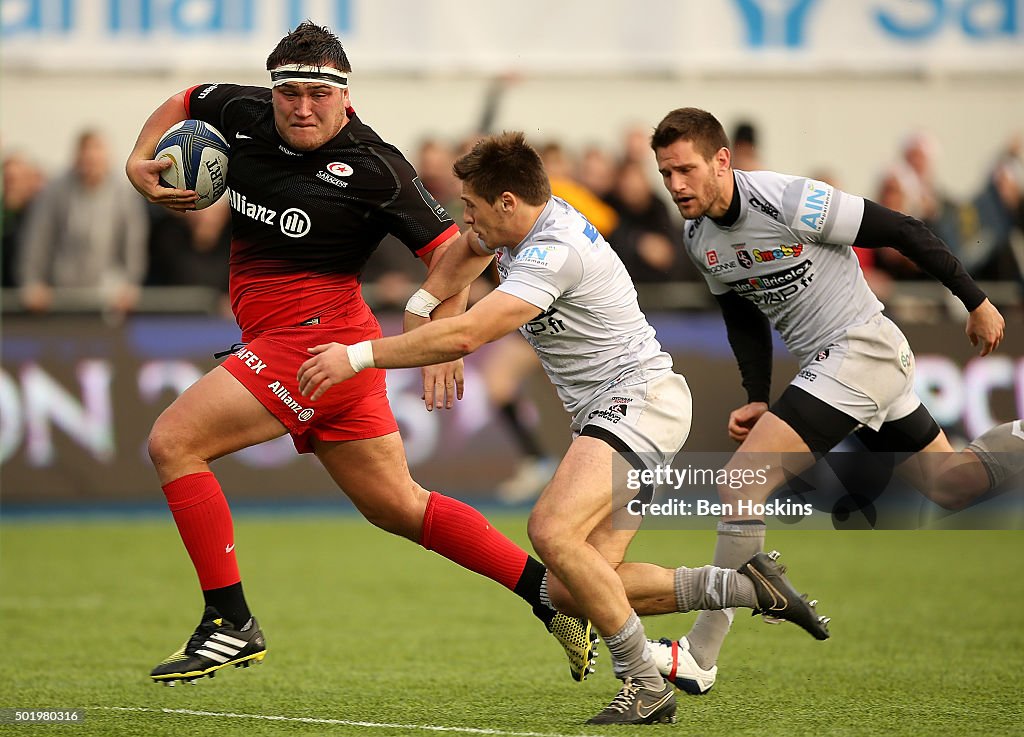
[684,170,882,366]
[479,197,673,414]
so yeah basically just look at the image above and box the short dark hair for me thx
[453,132,551,206]
[266,21,351,72]
[650,108,729,162]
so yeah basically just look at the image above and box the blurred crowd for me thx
[3,115,1022,319]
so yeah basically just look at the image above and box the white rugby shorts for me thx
[790,313,921,431]
[572,370,692,468]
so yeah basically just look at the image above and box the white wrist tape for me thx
[347,341,376,373]
[405,288,441,318]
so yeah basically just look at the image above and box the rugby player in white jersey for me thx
[648,107,1022,695]
[295,132,830,725]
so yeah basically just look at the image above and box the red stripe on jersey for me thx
[416,223,459,259]
[183,84,204,117]
[229,255,370,340]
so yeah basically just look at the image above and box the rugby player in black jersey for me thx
[125,21,598,687]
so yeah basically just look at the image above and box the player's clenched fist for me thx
[298,343,356,401]
[727,402,768,444]
[965,298,1005,357]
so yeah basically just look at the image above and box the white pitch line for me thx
[99,706,605,737]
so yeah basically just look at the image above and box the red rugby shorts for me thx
[223,313,398,453]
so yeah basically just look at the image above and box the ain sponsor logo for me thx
[520,246,551,262]
[792,180,832,232]
[515,243,570,271]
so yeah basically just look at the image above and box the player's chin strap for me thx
[270,64,349,89]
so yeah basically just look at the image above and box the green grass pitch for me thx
[0,514,1021,736]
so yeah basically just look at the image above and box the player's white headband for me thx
[270,64,349,89]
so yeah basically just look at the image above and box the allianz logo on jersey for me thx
[229,191,311,238]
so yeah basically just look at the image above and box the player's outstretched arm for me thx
[125,90,198,211]
[422,230,495,307]
[853,200,1000,353]
[966,298,1005,356]
[299,291,539,402]
[407,231,494,410]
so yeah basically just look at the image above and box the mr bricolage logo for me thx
[317,161,353,188]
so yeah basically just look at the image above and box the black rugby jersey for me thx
[184,83,458,336]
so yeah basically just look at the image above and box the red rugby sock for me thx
[419,491,528,591]
[162,472,240,591]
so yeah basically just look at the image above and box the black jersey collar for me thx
[710,172,742,228]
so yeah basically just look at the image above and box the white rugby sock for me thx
[683,521,765,669]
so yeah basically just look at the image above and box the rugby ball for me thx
[155,119,229,210]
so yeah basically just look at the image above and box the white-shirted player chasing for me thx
[648,107,1021,696]
[294,132,829,725]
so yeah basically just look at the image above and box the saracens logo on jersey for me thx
[316,161,353,188]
